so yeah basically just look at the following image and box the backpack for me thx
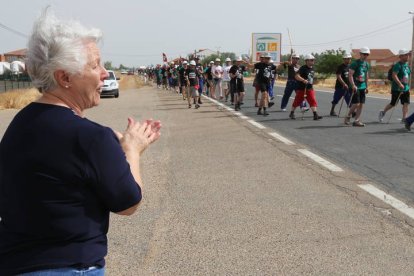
[387,66,393,81]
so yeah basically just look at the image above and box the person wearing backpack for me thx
[344,47,370,127]
[379,49,411,123]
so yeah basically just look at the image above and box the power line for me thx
[290,18,411,47]
[0,22,28,38]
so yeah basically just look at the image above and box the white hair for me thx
[26,8,102,92]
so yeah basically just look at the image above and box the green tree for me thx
[104,61,113,70]
[314,49,345,76]
[119,64,128,70]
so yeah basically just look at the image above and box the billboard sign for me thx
[251,33,282,63]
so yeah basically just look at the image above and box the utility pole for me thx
[410,12,414,89]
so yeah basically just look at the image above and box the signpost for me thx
[251,33,282,63]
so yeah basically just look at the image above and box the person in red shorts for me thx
[289,54,322,120]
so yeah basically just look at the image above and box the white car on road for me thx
[101,70,120,98]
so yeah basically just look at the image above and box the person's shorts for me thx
[213,78,222,86]
[188,86,199,98]
[180,79,187,87]
[223,80,230,90]
[256,82,268,92]
[171,79,178,87]
[351,89,366,104]
[390,90,410,105]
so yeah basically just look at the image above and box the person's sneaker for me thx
[405,121,411,131]
[378,110,385,122]
[195,104,200,109]
[352,111,357,118]
[268,102,275,108]
[281,108,287,112]
[270,96,274,100]
[257,109,263,115]
[263,110,269,116]
[198,99,203,104]
[188,104,192,108]
[353,121,365,127]
[313,115,323,120]
[344,116,351,125]
[330,111,337,116]
[289,112,296,120]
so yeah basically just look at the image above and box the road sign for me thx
[251,33,282,63]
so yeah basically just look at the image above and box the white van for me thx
[101,70,120,98]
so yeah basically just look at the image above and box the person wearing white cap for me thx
[330,53,352,116]
[378,49,411,124]
[345,46,371,126]
[211,58,224,99]
[280,53,301,111]
[185,60,201,109]
[223,57,232,102]
[229,57,247,111]
[254,52,272,115]
[289,54,322,120]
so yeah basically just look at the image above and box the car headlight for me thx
[110,82,117,87]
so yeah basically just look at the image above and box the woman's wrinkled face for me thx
[70,42,108,110]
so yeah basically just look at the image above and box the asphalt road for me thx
[3,86,414,274]
[231,83,414,205]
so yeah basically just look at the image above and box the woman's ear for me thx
[54,70,71,88]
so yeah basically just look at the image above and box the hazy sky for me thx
[0,0,413,67]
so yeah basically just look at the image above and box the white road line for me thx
[268,132,296,145]
[297,149,343,172]
[358,184,414,220]
[247,120,266,129]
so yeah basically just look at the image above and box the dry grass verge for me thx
[0,75,145,110]
[118,75,145,90]
[0,88,41,110]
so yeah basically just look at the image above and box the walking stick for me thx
[386,92,403,124]
[301,87,307,120]
[337,88,350,117]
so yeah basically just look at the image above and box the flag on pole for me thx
[162,53,168,63]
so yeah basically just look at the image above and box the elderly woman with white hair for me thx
[0,9,161,276]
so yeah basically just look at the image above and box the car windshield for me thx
[106,72,116,80]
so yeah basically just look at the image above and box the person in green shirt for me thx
[345,47,370,127]
[378,49,411,123]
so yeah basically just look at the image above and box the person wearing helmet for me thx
[254,53,272,115]
[223,58,232,102]
[280,53,301,111]
[229,57,247,111]
[178,61,189,100]
[211,58,224,100]
[204,61,214,96]
[378,49,411,124]
[253,54,266,107]
[289,54,322,120]
[330,53,352,116]
[185,60,201,109]
[345,47,371,126]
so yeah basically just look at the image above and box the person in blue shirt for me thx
[0,9,161,276]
